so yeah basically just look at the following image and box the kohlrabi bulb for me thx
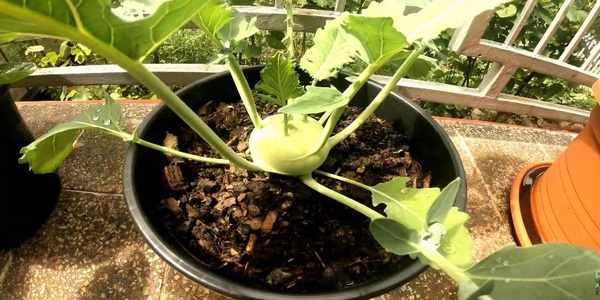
[249,114,329,175]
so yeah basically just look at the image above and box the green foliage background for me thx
[0,0,597,124]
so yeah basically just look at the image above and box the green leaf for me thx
[300,16,358,81]
[371,176,473,267]
[342,15,408,64]
[365,0,510,43]
[219,14,259,44]
[371,177,440,231]
[464,244,600,300]
[0,63,36,85]
[438,207,472,268]
[278,86,345,114]
[19,95,125,174]
[255,53,303,106]
[427,177,462,225]
[0,0,208,61]
[192,0,234,46]
[496,4,517,18]
[369,218,420,256]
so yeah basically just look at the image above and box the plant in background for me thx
[2,0,600,299]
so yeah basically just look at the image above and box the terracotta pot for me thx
[510,80,600,253]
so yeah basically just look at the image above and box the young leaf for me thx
[300,17,358,82]
[369,218,420,256]
[438,207,473,268]
[278,86,346,114]
[463,244,600,300]
[427,178,462,225]
[255,53,303,106]
[0,63,36,85]
[192,0,235,46]
[0,0,210,61]
[219,14,259,44]
[19,96,125,174]
[342,15,408,64]
[371,177,473,267]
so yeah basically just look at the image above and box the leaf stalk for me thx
[328,44,426,148]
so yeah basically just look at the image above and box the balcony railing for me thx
[2,0,600,123]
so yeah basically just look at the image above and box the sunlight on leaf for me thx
[0,63,36,85]
[342,15,408,64]
[279,86,345,114]
[362,0,510,43]
[256,53,303,106]
[19,95,125,174]
[300,16,358,81]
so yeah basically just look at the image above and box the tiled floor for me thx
[0,101,577,299]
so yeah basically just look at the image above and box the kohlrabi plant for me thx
[3,0,600,299]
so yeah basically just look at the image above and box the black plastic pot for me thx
[0,86,61,249]
[124,67,466,300]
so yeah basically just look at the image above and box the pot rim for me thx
[123,66,467,300]
[509,162,552,247]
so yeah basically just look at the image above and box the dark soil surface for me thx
[157,102,430,293]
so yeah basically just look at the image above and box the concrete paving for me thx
[0,101,577,299]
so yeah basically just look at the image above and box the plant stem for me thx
[412,242,477,290]
[226,54,263,128]
[309,63,381,154]
[328,45,426,148]
[318,111,331,125]
[314,170,424,223]
[299,174,383,221]
[284,0,295,61]
[133,137,230,165]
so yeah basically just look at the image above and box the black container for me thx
[0,86,61,249]
[124,67,466,300]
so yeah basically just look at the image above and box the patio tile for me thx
[0,190,166,300]
[448,136,515,260]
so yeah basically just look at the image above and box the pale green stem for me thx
[309,63,382,154]
[284,0,295,61]
[412,242,477,288]
[328,45,426,148]
[134,137,230,165]
[299,174,382,220]
[314,170,424,223]
[226,54,263,128]
[318,111,332,125]
[98,129,230,165]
